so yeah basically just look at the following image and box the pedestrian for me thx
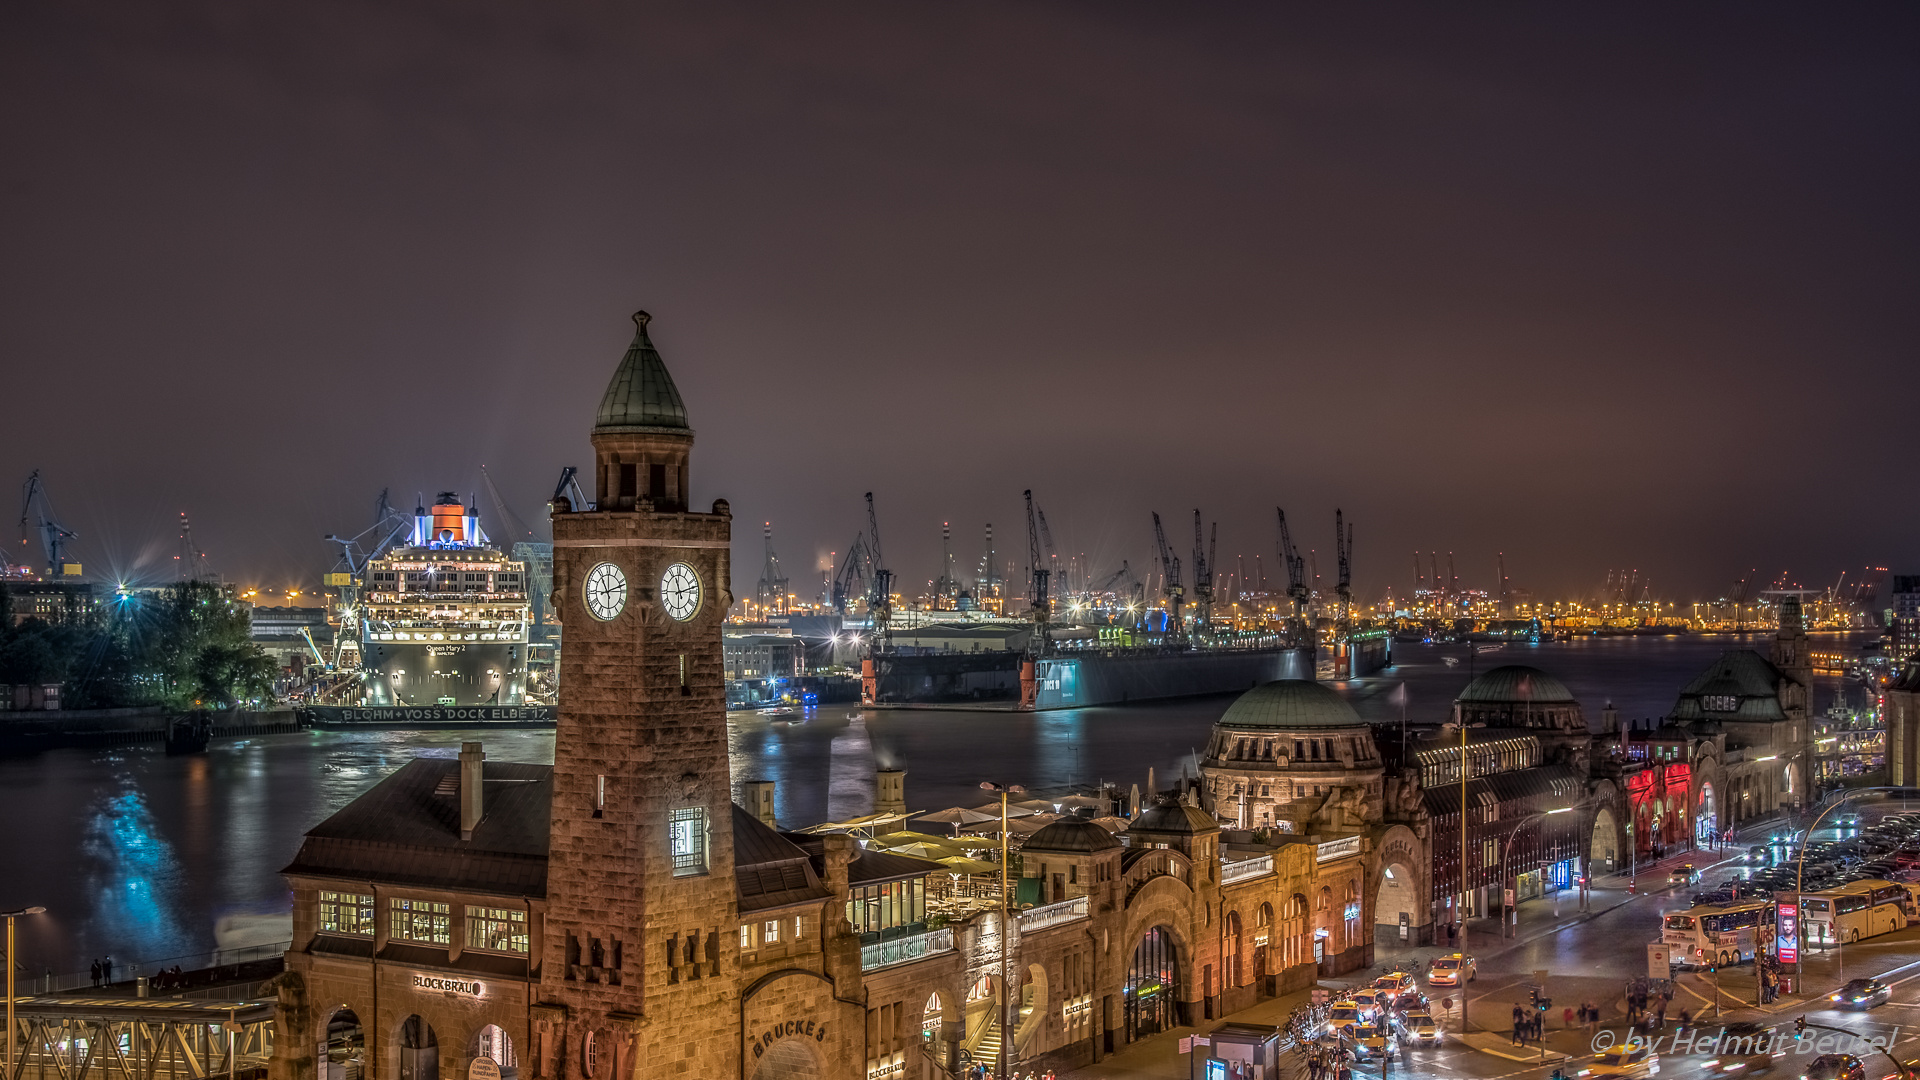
[1563,1006,1574,1030]
[89,960,100,988]
[103,956,113,984]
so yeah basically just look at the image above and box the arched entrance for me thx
[749,1039,820,1080]
[1695,784,1717,846]
[321,1009,363,1080]
[1590,806,1618,870]
[468,1025,517,1080]
[1376,863,1419,945]
[1252,903,1274,990]
[1282,895,1307,970]
[397,1017,438,1080]
[1125,926,1180,1041]
[1224,911,1244,988]
[1015,963,1049,1050]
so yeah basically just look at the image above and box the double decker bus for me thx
[1805,880,1908,946]
[1661,900,1772,967]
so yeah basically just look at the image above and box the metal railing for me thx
[1221,853,1275,884]
[859,927,954,971]
[1016,896,1089,933]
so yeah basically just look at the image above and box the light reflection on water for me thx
[0,633,1860,979]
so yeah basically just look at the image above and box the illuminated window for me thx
[670,806,709,876]
[794,915,805,940]
[391,898,451,945]
[465,906,529,953]
[318,891,374,936]
[739,924,753,949]
[764,920,780,943]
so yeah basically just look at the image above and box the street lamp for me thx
[1495,808,1574,938]
[4,906,47,1078]
[979,781,1025,1080]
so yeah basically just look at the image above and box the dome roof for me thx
[1024,819,1122,854]
[1457,665,1577,705]
[595,311,690,433]
[1126,801,1221,836]
[1215,679,1366,730]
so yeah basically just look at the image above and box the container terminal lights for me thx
[355,493,532,707]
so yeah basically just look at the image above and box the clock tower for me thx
[537,310,740,1079]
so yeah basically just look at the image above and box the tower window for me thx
[669,806,709,876]
[619,463,638,500]
[649,463,668,500]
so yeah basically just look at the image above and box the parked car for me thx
[1828,977,1891,1010]
[1427,953,1476,986]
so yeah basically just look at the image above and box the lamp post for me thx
[4,906,47,1078]
[980,781,1025,1080]
[1495,808,1575,938]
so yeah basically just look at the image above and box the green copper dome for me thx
[1457,665,1576,705]
[594,310,689,433]
[1216,679,1366,730]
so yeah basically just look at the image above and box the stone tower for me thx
[537,311,739,1080]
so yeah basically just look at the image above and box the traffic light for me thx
[1795,1016,1807,1035]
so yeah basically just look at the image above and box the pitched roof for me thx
[594,310,690,433]
[848,847,946,885]
[1669,650,1788,722]
[732,804,834,913]
[281,757,552,896]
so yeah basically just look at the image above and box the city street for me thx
[1064,843,1920,1080]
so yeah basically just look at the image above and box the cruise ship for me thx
[306,493,551,725]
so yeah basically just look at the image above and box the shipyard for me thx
[5,8,1920,1080]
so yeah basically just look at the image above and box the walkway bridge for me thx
[5,995,275,1080]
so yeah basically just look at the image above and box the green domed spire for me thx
[594,310,690,433]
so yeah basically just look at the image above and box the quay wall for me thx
[1034,647,1313,709]
[0,707,301,753]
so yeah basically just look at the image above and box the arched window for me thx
[1342,880,1362,948]
[1225,911,1244,987]
[1282,895,1307,969]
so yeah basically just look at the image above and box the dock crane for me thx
[1334,509,1353,627]
[19,470,78,578]
[1092,560,1145,624]
[1024,490,1052,654]
[931,522,960,608]
[174,511,213,581]
[864,493,893,648]
[1276,507,1309,640]
[1190,510,1216,640]
[830,535,871,617]
[756,522,790,614]
[1152,512,1185,643]
[550,466,594,513]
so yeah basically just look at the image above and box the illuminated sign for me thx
[1317,836,1362,862]
[1777,902,1798,965]
[750,1019,829,1060]
[412,974,483,996]
[1343,903,1362,921]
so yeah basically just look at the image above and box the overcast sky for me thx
[3,3,1915,605]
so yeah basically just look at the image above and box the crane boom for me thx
[1334,509,1353,625]
[1275,507,1309,630]
[19,470,78,577]
[1024,490,1051,655]
[864,492,893,646]
[1152,511,1185,642]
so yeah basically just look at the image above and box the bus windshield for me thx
[1665,915,1696,931]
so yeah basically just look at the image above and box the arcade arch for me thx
[1125,926,1180,1041]
[1014,963,1049,1047]
[467,1026,517,1080]
[321,1009,362,1080]
[1590,806,1619,871]
[397,1016,438,1080]
[748,1038,821,1080]
[1375,862,1419,945]
[1695,783,1717,845]
[1224,911,1244,988]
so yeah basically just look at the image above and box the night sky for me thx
[3,4,1915,603]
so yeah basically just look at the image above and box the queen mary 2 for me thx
[302,492,555,726]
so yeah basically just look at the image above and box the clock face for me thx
[584,562,627,621]
[660,561,701,621]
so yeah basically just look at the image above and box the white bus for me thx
[1804,880,1908,946]
[1661,901,1771,967]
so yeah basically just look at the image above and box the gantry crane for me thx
[174,512,213,582]
[19,470,78,578]
[864,493,893,648]
[1334,509,1353,627]
[1276,507,1309,640]
[757,522,790,614]
[1152,512,1184,643]
[1024,490,1052,655]
[1191,510,1216,640]
[830,535,871,617]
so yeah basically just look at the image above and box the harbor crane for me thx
[974,524,1000,606]
[1024,490,1052,654]
[1334,509,1353,627]
[864,493,893,648]
[757,522,789,614]
[1092,560,1145,624]
[1152,512,1185,643]
[931,522,959,607]
[325,489,413,579]
[830,535,871,617]
[174,511,213,581]
[1276,507,1309,639]
[1191,510,1216,639]
[550,466,594,513]
[19,470,77,578]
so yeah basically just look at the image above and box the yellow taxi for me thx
[1427,953,1477,987]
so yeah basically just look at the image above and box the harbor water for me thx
[0,633,1860,984]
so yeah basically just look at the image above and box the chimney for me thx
[460,741,485,839]
[874,768,907,828]
[743,779,777,828]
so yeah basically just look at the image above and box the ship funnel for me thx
[413,496,429,547]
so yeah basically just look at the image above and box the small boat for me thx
[1442,656,1460,667]
[846,711,864,722]
[1475,643,1506,654]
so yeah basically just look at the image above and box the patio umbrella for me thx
[938,856,1001,875]
[960,815,1053,837]
[1089,816,1130,833]
[868,830,963,851]
[883,841,966,862]
[1011,797,1058,815]
[1056,794,1107,812]
[970,801,1039,819]
[913,806,999,836]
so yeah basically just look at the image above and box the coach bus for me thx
[1804,880,1908,946]
[1661,900,1772,967]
